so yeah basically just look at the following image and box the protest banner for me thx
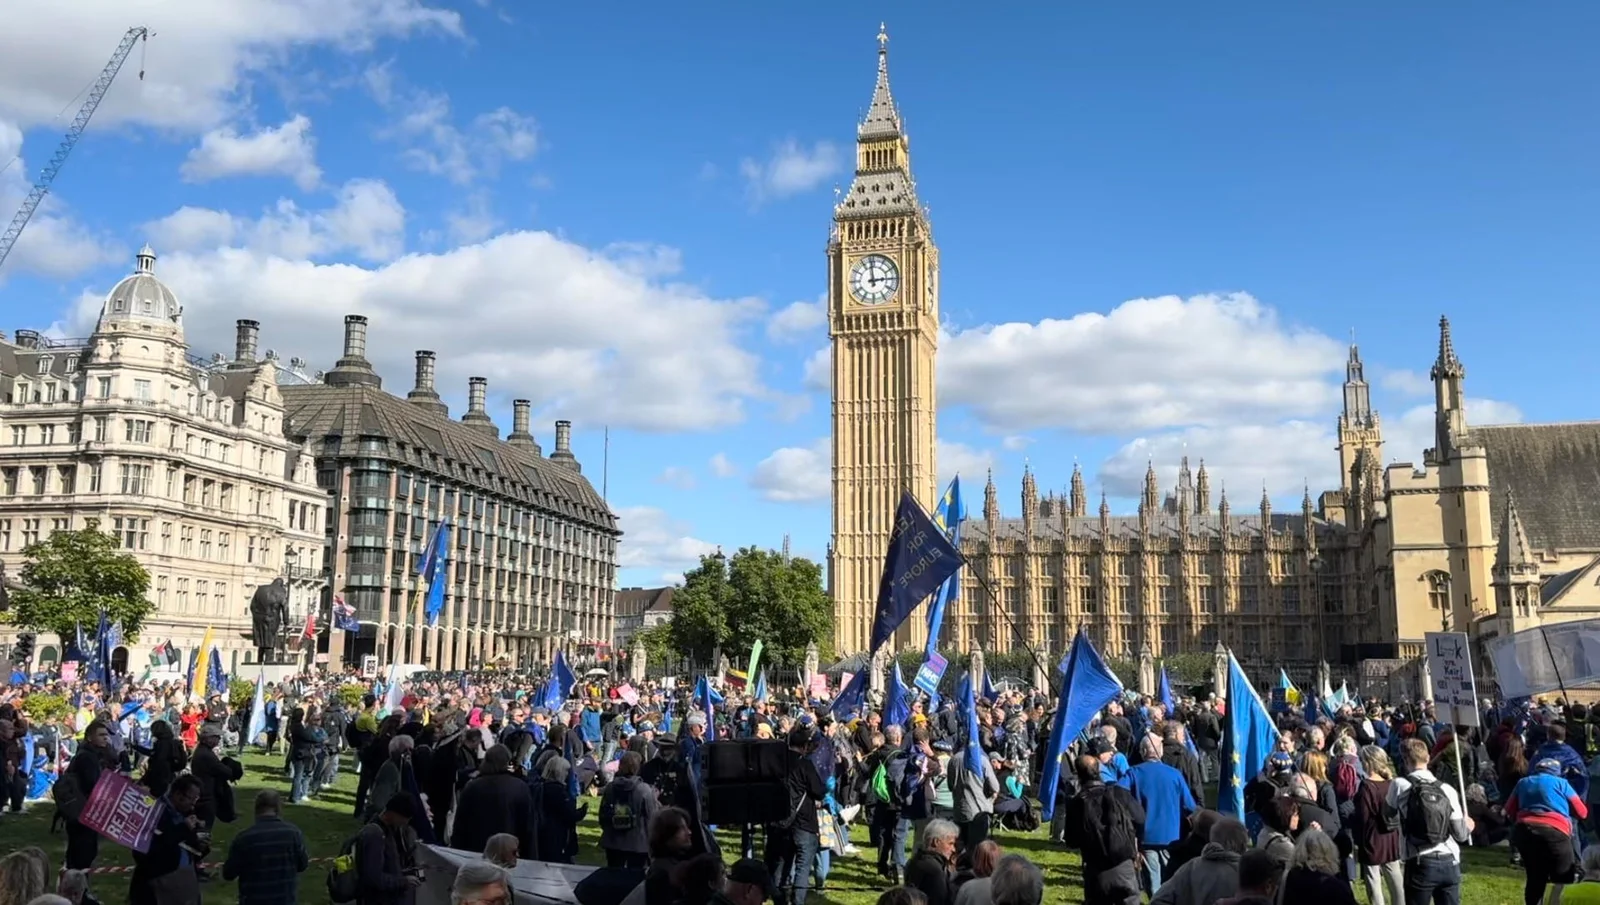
[79,771,161,853]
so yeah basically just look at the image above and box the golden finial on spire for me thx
[878,22,889,48]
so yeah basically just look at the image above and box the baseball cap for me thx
[728,859,773,899]
[1086,737,1114,757]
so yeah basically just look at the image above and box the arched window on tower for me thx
[1424,570,1453,632]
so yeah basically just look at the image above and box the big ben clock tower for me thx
[829,25,939,654]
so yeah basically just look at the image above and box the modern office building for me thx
[276,315,619,670]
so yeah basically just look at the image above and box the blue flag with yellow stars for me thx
[1218,651,1278,821]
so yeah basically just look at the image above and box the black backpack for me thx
[1402,777,1452,845]
[600,785,637,832]
[326,830,364,903]
[1077,785,1138,864]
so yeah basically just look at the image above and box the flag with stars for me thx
[1218,651,1278,821]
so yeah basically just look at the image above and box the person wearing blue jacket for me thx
[1120,733,1197,898]
[1533,722,1589,799]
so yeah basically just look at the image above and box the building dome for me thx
[100,245,182,328]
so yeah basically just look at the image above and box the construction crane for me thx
[0,26,150,273]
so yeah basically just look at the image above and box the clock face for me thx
[849,254,900,304]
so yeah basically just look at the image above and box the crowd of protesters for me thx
[6,657,1600,905]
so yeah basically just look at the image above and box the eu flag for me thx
[1158,666,1174,711]
[830,669,868,718]
[423,520,452,626]
[695,675,724,730]
[207,646,226,696]
[958,669,984,776]
[753,670,769,703]
[540,650,576,712]
[981,669,998,704]
[1218,651,1279,820]
[1038,629,1123,821]
[884,662,911,727]
[871,491,964,653]
[925,477,965,654]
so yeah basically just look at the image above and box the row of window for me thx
[0,514,282,571]
[7,409,289,481]
[984,551,1327,580]
[988,581,1343,616]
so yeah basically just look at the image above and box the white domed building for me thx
[0,247,328,675]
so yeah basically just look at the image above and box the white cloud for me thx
[1096,397,1525,504]
[181,115,322,190]
[0,2,460,133]
[655,466,696,490]
[0,119,123,280]
[938,439,994,487]
[445,194,500,245]
[144,178,406,262]
[740,139,843,204]
[616,506,718,573]
[750,438,829,503]
[801,347,830,392]
[1001,436,1033,452]
[941,293,1344,434]
[372,77,538,185]
[1099,422,1335,502]
[767,297,826,342]
[708,453,737,478]
[1381,368,1433,397]
[1384,398,1524,467]
[103,223,765,432]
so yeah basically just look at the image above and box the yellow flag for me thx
[193,625,215,699]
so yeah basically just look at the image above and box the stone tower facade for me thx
[827,26,940,654]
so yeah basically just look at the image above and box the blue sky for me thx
[1,3,1597,588]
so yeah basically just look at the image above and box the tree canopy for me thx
[6,520,153,641]
[669,546,831,665]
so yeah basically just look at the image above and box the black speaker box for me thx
[705,781,789,826]
[705,739,788,784]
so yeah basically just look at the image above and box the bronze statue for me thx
[248,578,290,661]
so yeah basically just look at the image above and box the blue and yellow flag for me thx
[924,477,965,654]
[1219,652,1279,820]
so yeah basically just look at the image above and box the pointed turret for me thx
[837,24,922,220]
[1259,483,1272,532]
[1140,461,1159,516]
[861,24,903,140]
[1219,483,1231,522]
[1302,482,1317,551]
[1342,344,1375,427]
[1099,490,1111,536]
[1430,315,1469,463]
[1021,462,1038,528]
[983,468,999,524]
[1497,492,1535,571]
[1494,492,1542,626]
[1195,460,1211,515]
[1070,462,1087,517]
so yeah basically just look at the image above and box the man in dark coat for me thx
[449,745,534,858]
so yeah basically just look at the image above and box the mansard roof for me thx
[280,382,615,533]
[1476,422,1600,552]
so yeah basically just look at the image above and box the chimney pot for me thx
[234,318,260,363]
[555,419,572,453]
[467,376,488,414]
[342,314,368,360]
[325,314,381,388]
[414,351,436,393]
[512,400,531,435]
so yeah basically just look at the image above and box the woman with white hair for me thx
[451,861,511,905]
[532,756,588,864]
[1277,828,1357,905]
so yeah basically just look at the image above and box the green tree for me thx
[669,547,832,665]
[637,622,677,668]
[6,520,153,643]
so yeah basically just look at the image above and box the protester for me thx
[451,745,535,859]
[217,789,307,905]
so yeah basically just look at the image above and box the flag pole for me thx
[963,564,1065,699]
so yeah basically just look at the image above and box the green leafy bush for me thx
[229,678,255,709]
[22,692,72,723]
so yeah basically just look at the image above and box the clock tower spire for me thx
[828,23,940,654]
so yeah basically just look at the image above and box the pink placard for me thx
[616,683,639,706]
[809,673,829,697]
[79,771,162,853]
[59,662,78,683]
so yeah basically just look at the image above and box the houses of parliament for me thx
[826,28,1600,678]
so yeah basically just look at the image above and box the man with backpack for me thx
[1062,753,1145,905]
[1385,737,1473,905]
[863,725,914,884]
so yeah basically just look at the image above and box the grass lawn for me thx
[0,753,1528,905]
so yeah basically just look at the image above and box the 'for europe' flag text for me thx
[870,491,965,653]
